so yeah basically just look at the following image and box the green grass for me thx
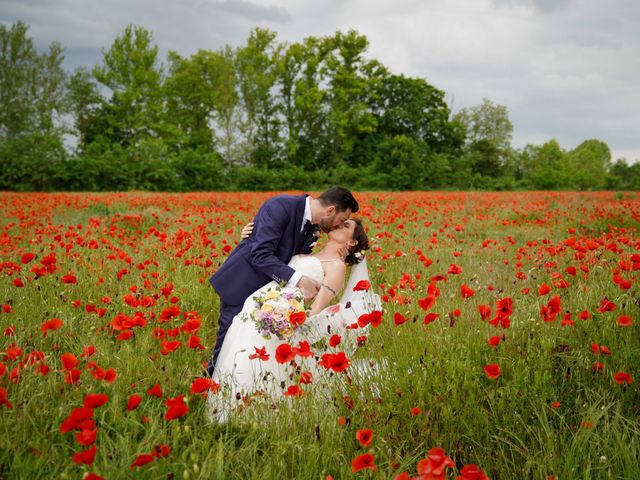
[0,191,638,479]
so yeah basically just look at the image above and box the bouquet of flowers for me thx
[244,286,309,340]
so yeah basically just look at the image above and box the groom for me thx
[206,186,359,376]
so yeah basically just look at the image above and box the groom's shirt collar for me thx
[302,196,312,232]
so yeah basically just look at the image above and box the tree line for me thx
[1,21,638,191]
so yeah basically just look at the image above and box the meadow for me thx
[0,191,638,480]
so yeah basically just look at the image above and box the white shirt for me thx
[287,196,313,287]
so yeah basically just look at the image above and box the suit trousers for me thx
[206,301,243,377]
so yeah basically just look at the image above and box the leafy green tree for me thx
[235,28,282,167]
[66,67,103,148]
[277,36,332,169]
[454,98,513,150]
[371,74,463,154]
[0,21,67,190]
[164,47,240,160]
[453,98,513,178]
[525,139,574,189]
[607,158,640,190]
[323,30,387,166]
[92,25,164,147]
[566,139,611,190]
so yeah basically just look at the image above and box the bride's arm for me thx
[308,262,346,316]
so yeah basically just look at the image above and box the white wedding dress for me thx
[208,254,381,423]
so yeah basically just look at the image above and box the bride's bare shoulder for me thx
[322,259,346,276]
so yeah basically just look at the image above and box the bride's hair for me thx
[345,218,369,266]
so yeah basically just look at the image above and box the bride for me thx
[208,218,381,423]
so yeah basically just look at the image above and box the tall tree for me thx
[0,21,66,138]
[323,30,387,165]
[235,28,282,166]
[567,139,611,190]
[66,66,103,148]
[92,25,164,147]
[0,21,66,190]
[453,98,513,177]
[164,47,240,161]
[370,74,464,154]
[277,36,332,169]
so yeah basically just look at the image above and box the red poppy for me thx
[83,393,109,409]
[538,283,551,296]
[548,296,561,314]
[275,343,295,364]
[299,371,313,384]
[164,395,189,420]
[411,406,422,416]
[369,310,383,327]
[417,448,455,480]
[318,352,351,373]
[289,311,306,327]
[152,444,171,458]
[72,445,97,465]
[60,407,94,433]
[146,383,163,398]
[577,310,591,320]
[424,313,439,325]
[62,274,77,284]
[84,474,104,480]
[351,453,377,473]
[418,295,437,311]
[355,429,373,447]
[60,353,79,371]
[456,464,490,480]
[190,377,217,394]
[41,318,63,337]
[0,387,12,409]
[186,335,204,350]
[248,346,270,361]
[394,312,407,326]
[478,304,492,321]
[353,280,371,291]
[460,284,475,299]
[613,372,633,385]
[484,364,501,379]
[131,453,155,469]
[617,315,632,327]
[329,334,342,347]
[127,394,142,411]
[104,368,118,384]
[487,335,502,347]
[496,297,513,317]
[447,264,462,274]
[160,340,182,355]
[283,385,303,397]
[596,299,616,313]
[20,253,35,264]
[75,428,98,446]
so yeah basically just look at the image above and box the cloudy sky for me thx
[3,0,639,162]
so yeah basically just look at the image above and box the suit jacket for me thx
[209,194,316,306]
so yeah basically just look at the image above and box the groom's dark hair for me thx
[318,187,359,213]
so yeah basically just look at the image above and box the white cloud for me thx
[1,0,638,162]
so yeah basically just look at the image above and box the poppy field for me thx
[0,191,639,480]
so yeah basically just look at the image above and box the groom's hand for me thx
[297,276,320,301]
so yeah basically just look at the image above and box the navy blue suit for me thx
[206,194,316,375]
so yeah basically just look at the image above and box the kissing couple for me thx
[205,187,381,422]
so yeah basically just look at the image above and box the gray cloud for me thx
[216,0,291,22]
[493,0,571,13]
[1,0,638,162]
